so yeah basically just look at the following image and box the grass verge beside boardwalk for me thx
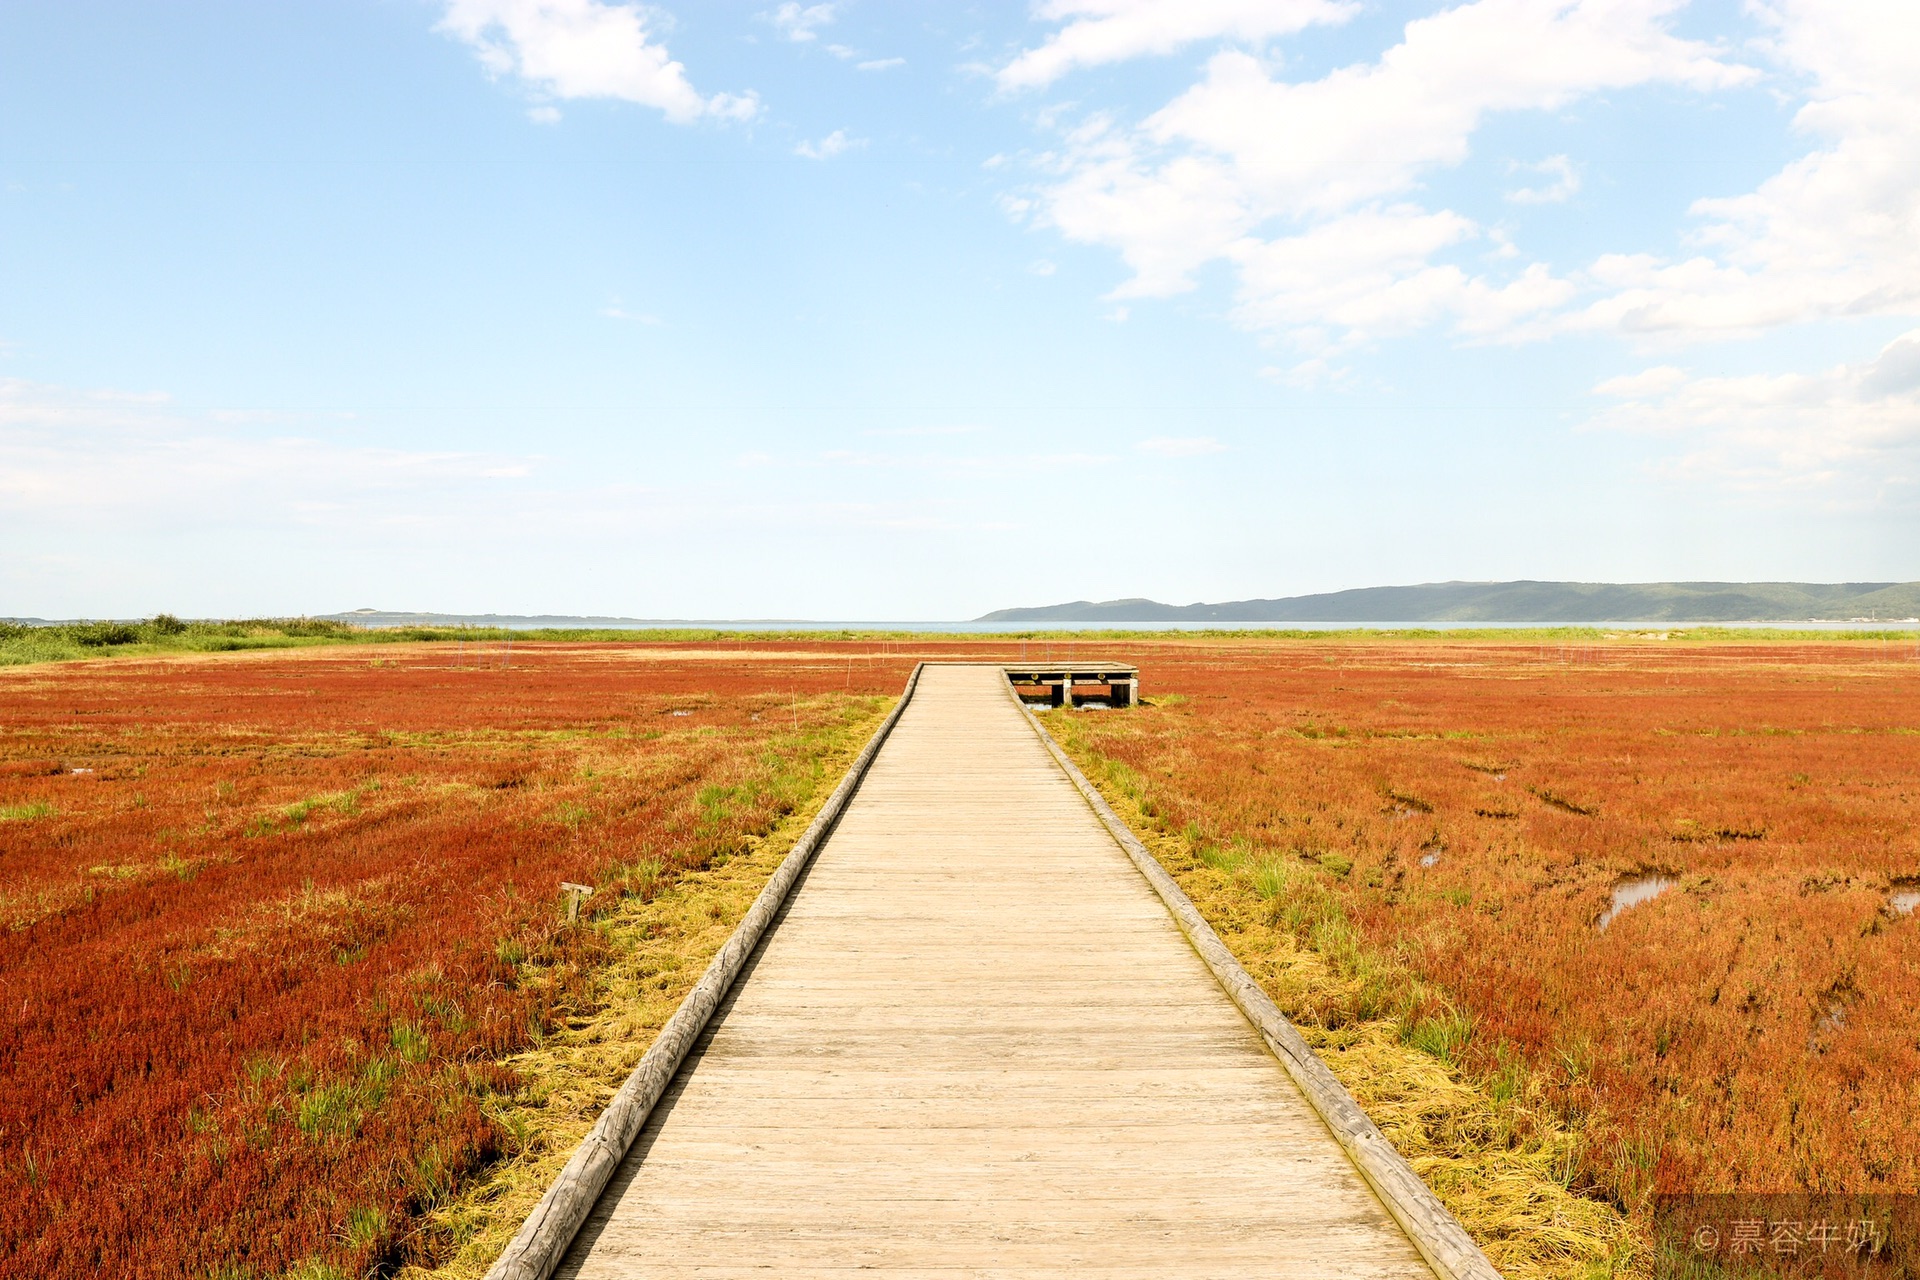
[1037,637,1920,1280]
[1040,706,1642,1280]
[403,694,892,1279]
[0,644,903,1280]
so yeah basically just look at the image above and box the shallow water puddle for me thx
[1597,874,1677,930]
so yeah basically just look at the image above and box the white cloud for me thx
[1129,1,1743,224]
[1023,0,1920,359]
[861,424,987,438]
[1262,357,1351,388]
[1585,330,1920,496]
[527,104,563,124]
[1592,364,1688,397]
[795,129,864,159]
[1025,0,1752,350]
[1569,0,1920,340]
[770,2,836,42]
[1000,0,1357,90]
[0,380,536,522]
[86,388,172,405]
[1227,206,1578,344]
[858,56,905,71]
[1029,259,1058,276]
[1136,435,1228,456]
[1864,329,1920,397]
[1507,154,1580,204]
[438,0,759,125]
[1013,0,1920,513]
[817,446,1052,477]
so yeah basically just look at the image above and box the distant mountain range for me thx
[320,609,690,628]
[976,581,1920,624]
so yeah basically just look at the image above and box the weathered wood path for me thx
[556,664,1439,1278]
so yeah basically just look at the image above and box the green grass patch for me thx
[390,1020,430,1064]
[8,615,1913,672]
[341,1204,387,1253]
[1404,1011,1475,1064]
[294,1081,367,1140]
[282,1257,352,1280]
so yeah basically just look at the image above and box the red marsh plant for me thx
[1046,639,1920,1213]
[0,642,914,1279]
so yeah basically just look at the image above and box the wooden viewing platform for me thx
[496,663,1494,1280]
[1003,662,1139,707]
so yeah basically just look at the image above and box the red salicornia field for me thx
[0,642,913,1279]
[1048,639,1920,1219]
[8,634,1919,1278]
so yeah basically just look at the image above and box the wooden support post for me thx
[561,881,595,922]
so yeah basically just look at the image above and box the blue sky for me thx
[2,0,1915,619]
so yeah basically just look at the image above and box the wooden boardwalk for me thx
[557,664,1436,1279]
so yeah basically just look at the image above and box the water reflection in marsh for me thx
[1597,874,1677,931]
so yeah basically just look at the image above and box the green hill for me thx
[977,581,1920,624]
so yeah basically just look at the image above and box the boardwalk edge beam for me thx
[1009,676,1504,1280]
[483,663,927,1280]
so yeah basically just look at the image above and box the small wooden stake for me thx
[560,881,595,922]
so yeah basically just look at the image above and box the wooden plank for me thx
[548,665,1452,1279]
[481,665,928,1280]
[1015,681,1503,1280]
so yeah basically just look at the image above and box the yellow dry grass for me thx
[1048,717,1645,1280]
[402,698,892,1279]
[408,681,1634,1280]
